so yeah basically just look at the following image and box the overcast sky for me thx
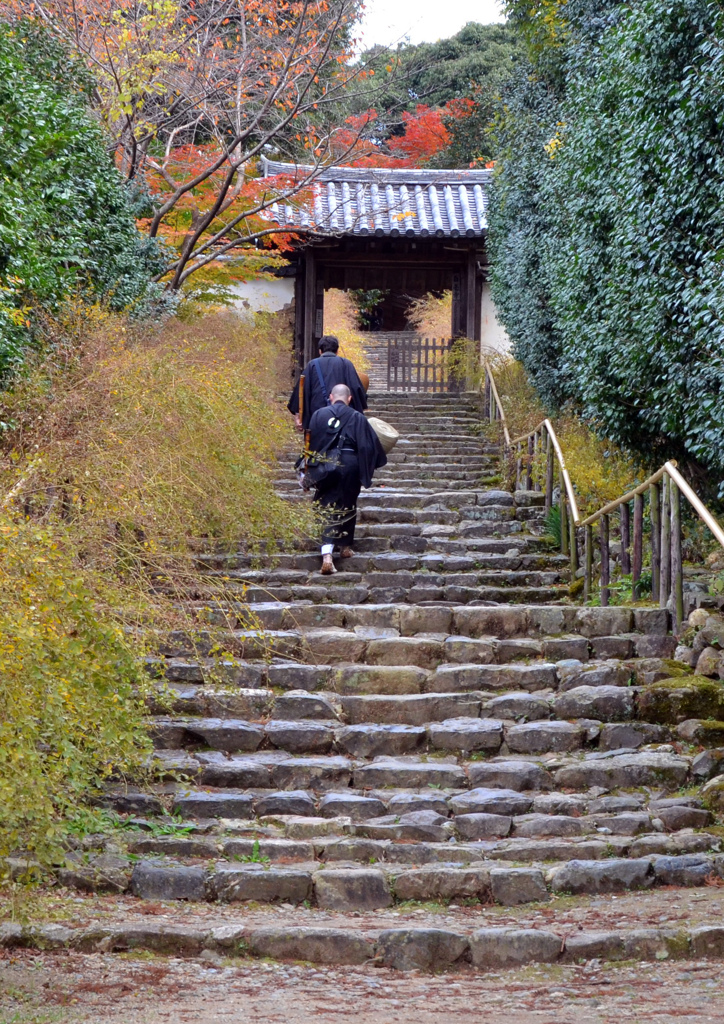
[357,0,505,49]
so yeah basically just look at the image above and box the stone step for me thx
[60,820,722,909]
[141,748,694,794]
[200,569,565,590]
[148,640,681,692]
[193,535,558,567]
[148,710,678,759]
[16,903,724,971]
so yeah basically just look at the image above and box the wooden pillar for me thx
[474,273,483,343]
[293,267,305,373]
[466,248,476,341]
[451,272,462,338]
[303,248,316,365]
[600,514,610,607]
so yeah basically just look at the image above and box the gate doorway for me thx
[386,335,453,392]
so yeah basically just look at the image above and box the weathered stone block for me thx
[575,608,634,637]
[254,791,316,817]
[506,721,584,754]
[652,854,714,886]
[392,865,490,902]
[212,866,313,903]
[172,790,254,819]
[247,927,375,965]
[377,929,469,971]
[549,858,653,895]
[470,928,561,968]
[554,685,634,722]
[490,868,547,906]
[443,637,496,664]
[272,692,339,721]
[335,723,426,758]
[428,717,503,753]
[455,813,512,840]
[313,868,391,910]
[130,862,207,902]
[468,761,553,792]
[265,720,334,754]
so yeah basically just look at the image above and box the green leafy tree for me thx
[489,0,724,491]
[354,23,522,166]
[0,23,165,375]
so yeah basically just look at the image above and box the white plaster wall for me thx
[480,282,511,356]
[229,277,295,318]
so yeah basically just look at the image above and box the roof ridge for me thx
[261,158,492,184]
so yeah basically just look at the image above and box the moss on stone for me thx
[691,720,724,746]
[660,659,694,677]
[637,677,724,724]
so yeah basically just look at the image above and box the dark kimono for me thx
[288,352,367,429]
[307,400,387,548]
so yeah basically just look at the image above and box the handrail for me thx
[484,362,512,447]
[578,465,669,527]
[544,418,580,526]
[481,360,724,628]
[666,460,724,549]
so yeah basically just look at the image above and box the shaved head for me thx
[330,384,352,403]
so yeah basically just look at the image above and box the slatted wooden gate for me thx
[386,336,453,392]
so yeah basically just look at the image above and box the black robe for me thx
[307,401,387,548]
[288,352,367,429]
[308,400,387,488]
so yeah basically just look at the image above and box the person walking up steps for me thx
[287,335,367,431]
[306,383,387,574]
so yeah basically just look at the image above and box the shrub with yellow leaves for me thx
[0,304,315,866]
[0,513,151,870]
[489,357,640,516]
[323,290,370,373]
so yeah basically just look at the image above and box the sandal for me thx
[320,555,337,575]
[340,547,354,559]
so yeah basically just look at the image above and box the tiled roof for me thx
[260,159,491,238]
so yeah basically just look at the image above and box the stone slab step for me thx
[52,845,724,912]
[140,749,694,793]
[15,908,724,972]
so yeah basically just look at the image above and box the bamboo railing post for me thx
[632,492,644,600]
[569,515,578,576]
[600,514,610,607]
[545,429,554,513]
[650,482,661,603]
[584,524,593,603]
[534,431,542,492]
[560,471,569,556]
[620,502,631,576]
[660,474,671,610]
[516,443,522,492]
[526,435,533,490]
[483,371,491,419]
[671,479,684,630]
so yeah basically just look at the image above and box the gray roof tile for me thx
[261,159,491,238]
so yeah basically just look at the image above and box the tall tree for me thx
[3,0,377,289]
[488,0,724,486]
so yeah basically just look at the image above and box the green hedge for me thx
[0,23,166,375]
[489,0,724,492]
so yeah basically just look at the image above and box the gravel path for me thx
[2,948,724,1023]
[3,883,724,936]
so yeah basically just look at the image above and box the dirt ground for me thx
[2,948,724,1024]
[4,883,724,936]
[4,887,724,1023]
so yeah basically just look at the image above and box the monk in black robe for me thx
[288,335,367,431]
[308,383,387,574]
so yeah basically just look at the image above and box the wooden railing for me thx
[481,361,724,628]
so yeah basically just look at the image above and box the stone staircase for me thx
[63,392,724,942]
